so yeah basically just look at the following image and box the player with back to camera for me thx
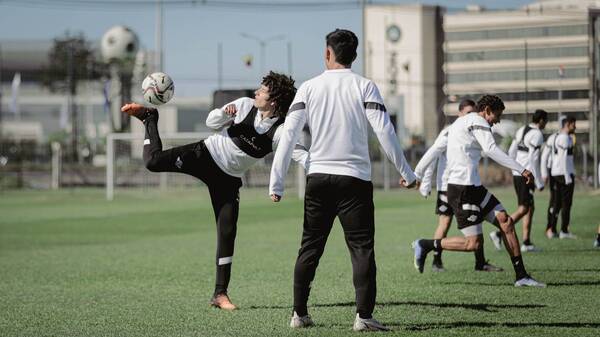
[122,71,307,311]
[269,29,417,331]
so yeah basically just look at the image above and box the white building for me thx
[364,4,445,144]
[444,0,596,135]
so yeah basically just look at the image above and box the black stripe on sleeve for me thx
[289,102,306,112]
[364,102,387,112]
[468,125,491,132]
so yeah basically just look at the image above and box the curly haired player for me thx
[122,71,307,310]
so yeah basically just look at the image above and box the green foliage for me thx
[1,187,599,336]
[43,31,103,94]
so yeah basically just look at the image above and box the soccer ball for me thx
[101,25,139,63]
[142,72,175,106]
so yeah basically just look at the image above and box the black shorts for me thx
[435,191,453,216]
[513,176,535,207]
[447,184,504,235]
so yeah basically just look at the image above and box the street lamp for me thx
[240,33,285,75]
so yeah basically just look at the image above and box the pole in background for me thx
[524,40,529,120]
[218,42,223,89]
[155,0,164,71]
[558,65,564,120]
[240,33,285,76]
[287,41,292,75]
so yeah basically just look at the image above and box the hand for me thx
[399,178,420,189]
[521,169,534,185]
[270,194,281,202]
[223,104,237,116]
[121,102,145,114]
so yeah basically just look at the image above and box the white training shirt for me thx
[414,126,450,195]
[508,124,544,189]
[550,132,575,184]
[204,97,308,178]
[540,132,557,180]
[446,113,526,186]
[269,68,416,197]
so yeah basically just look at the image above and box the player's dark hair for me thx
[458,99,475,112]
[532,109,548,123]
[562,115,576,127]
[262,71,296,118]
[476,95,505,113]
[326,29,358,66]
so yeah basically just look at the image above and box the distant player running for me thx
[412,95,545,287]
[414,99,502,272]
[122,71,307,310]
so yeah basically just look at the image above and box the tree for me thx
[43,32,103,162]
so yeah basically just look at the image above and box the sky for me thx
[0,0,533,97]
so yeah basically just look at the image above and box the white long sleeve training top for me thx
[269,68,416,197]
[446,113,526,186]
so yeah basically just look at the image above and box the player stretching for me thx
[122,71,306,311]
[412,95,545,287]
[414,99,502,272]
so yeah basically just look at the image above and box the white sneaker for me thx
[515,276,546,288]
[290,311,314,328]
[559,231,577,239]
[594,240,600,248]
[353,314,390,332]
[489,231,502,250]
[520,244,542,252]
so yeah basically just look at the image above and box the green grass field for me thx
[1,186,599,336]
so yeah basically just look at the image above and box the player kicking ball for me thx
[412,95,545,287]
[122,71,307,310]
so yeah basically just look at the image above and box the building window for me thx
[453,90,588,102]
[447,46,588,62]
[447,67,588,83]
[446,24,588,41]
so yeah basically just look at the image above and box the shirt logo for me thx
[239,134,260,151]
[175,156,183,169]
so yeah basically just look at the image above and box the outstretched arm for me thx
[472,125,529,182]
[269,102,306,200]
[364,82,416,185]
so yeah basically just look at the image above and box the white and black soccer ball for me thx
[142,72,175,106]
[101,25,139,63]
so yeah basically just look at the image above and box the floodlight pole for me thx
[240,33,285,75]
[155,0,164,71]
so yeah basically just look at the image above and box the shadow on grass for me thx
[248,301,546,313]
[545,280,600,287]
[390,321,600,331]
[530,268,600,273]
[438,279,600,287]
